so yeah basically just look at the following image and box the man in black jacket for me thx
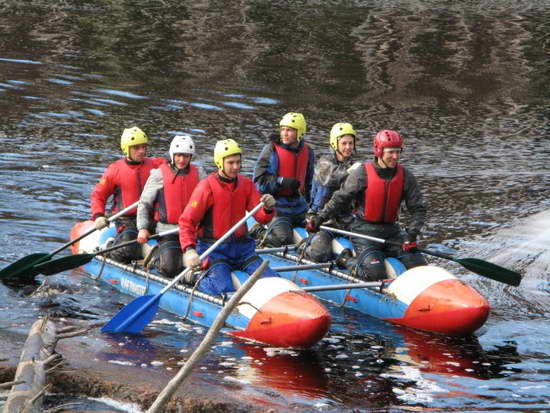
[307,129,427,281]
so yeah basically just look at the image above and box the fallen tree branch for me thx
[0,380,25,389]
[56,328,90,340]
[146,261,268,413]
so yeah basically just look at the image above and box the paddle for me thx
[34,228,180,275]
[101,202,265,334]
[0,201,140,280]
[320,225,522,287]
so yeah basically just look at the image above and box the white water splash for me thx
[108,360,135,366]
[89,397,143,413]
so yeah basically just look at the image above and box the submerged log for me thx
[2,317,56,413]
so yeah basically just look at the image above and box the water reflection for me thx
[87,311,519,410]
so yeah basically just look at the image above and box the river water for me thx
[0,0,549,411]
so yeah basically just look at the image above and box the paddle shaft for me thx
[50,200,140,256]
[38,228,294,276]
[105,202,264,333]
[0,201,142,280]
[321,225,479,260]
[160,202,264,294]
[99,230,291,256]
[322,225,465,261]
[95,227,179,256]
[320,225,522,286]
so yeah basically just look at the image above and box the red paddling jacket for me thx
[179,173,275,250]
[363,162,404,223]
[273,143,310,197]
[90,157,166,220]
[155,163,200,224]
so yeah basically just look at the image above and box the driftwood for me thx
[146,260,268,413]
[1,316,84,413]
[0,381,24,390]
[2,316,57,413]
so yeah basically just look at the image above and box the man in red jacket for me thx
[90,126,165,263]
[178,138,277,295]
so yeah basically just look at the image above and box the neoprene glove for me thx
[94,216,108,230]
[183,248,200,268]
[260,194,276,210]
[306,215,323,233]
[402,233,418,252]
[277,177,300,191]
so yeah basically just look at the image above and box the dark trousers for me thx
[262,213,306,247]
[154,233,183,278]
[196,237,278,296]
[344,219,427,281]
[107,217,140,264]
[306,215,354,262]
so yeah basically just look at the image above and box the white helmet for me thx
[169,135,195,162]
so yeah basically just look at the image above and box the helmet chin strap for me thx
[219,165,240,181]
[126,155,142,165]
[335,150,350,162]
[377,157,393,169]
[218,166,231,180]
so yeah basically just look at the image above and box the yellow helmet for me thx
[214,139,242,170]
[279,112,307,141]
[120,127,148,157]
[329,122,356,151]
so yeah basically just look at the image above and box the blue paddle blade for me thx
[101,294,160,334]
[0,253,51,279]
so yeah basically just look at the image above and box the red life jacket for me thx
[113,158,160,214]
[363,162,404,223]
[155,163,199,224]
[274,143,309,196]
[203,174,250,239]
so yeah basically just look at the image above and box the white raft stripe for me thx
[386,265,456,306]
[234,277,301,320]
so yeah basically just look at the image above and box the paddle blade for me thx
[34,254,95,276]
[0,253,51,280]
[456,258,522,287]
[102,295,160,334]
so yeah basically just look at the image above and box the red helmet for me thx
[373,130,403,157]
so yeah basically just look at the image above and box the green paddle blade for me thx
[455,257,521,287]
[34,254,95,276]
[0,253,51,280]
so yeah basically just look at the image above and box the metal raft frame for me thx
[86,255,252,332]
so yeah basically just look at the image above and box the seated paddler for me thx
[307,130,428,281]
[90,127,166,263]
[178,138,279,296]
[306,122,359,265]
[136,135,206,277]
[250,112,315,247]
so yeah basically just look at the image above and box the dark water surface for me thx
[1,1,549,411]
